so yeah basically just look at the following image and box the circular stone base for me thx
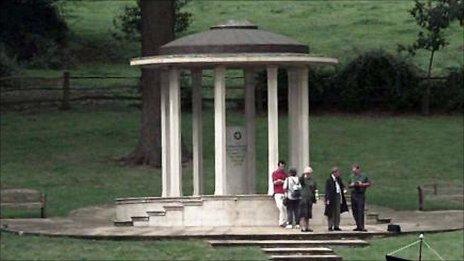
[115,194,342,227]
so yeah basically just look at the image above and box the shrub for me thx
[251,50,460,113]
[0,44,19,78]
[429,67,464,112]
[332,50,421,111]
[0,0,68,63]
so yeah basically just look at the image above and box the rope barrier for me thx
[387,240,421,256]
[387,234,445,261]
[424,240,445,261]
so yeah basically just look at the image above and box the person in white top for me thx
[283,168,301,229]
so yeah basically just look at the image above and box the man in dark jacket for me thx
[324,167,348,231]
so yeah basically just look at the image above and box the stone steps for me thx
[366,212,392,224]
[208,239,368,247]
[262,247,334,255]
[270,254,342,261]
[209,239,363,260]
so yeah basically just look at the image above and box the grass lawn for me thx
[334,230,464,261]
[0,232,266,260]
[21,0,463,78]
[1,107,462,217]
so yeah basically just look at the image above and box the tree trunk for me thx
[122,0,191,166]
[422,50,435,116]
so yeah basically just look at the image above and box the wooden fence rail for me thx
[0,71,248,109]
[417,183,464,211]
[1,71,450,110]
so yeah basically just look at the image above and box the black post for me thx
[417,186,424,211]
[61,71,70,110]
[40,193,46,218]
[419,234,424,261]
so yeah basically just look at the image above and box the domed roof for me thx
[159,20,309,55]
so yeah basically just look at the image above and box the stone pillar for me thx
[299,67,310,170]
[244,69,256,194]
[168,68,182,197]
[287,68,301,173]
[191,69,204,196]
[161,70,171,197]
[214,66,227,195]
[267,66,279,195]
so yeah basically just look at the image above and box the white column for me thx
[287,68,301,172]
[191,69,204,196]
[244,69,256,194]
[267,66,279,195]
[214,66,227,195]
[299,67,310,170]
[168,68,182,197]
[161,70,171,197]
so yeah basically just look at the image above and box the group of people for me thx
[272,161,371,232]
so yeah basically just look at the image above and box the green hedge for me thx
[429,67,464,112]
[330,50,422,111]
[254,50,463,113]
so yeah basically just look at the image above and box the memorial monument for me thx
[115,20,338,227]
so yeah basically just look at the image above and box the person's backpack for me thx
[288,177,301,198]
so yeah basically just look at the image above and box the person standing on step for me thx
[272,160,288,227]
[298,166,317,232]
[349,163,371,232]
[324,167,348,231]
[283,168,301,229]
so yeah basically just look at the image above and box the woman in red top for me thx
[272,160,288,227]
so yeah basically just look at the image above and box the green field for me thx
[22,0,463,77]
[334,230,464,260]
[0,232,266,260]
[1,108,462,216]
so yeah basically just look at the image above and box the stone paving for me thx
[0,204,462,239]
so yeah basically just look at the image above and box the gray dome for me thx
[159,20,309,55]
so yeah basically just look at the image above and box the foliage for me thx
[254,50,426,112]
[0,44,19,78]
[397,0,463,114]
[429,66,464,111]
[112,0,192,41]
[398,0,463,57]
[0,0,68,67]
[332,50,422,111]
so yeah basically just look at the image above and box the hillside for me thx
[47,0,464,77]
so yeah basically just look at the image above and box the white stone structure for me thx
[115,21,337,227]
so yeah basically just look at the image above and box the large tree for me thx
[113,0,191,41]
[121,1,175,166]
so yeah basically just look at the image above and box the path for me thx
[1,204,462,260]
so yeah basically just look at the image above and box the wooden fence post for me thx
[61,71,70,110]
[417,186,424,211]
[433,183,437,195]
